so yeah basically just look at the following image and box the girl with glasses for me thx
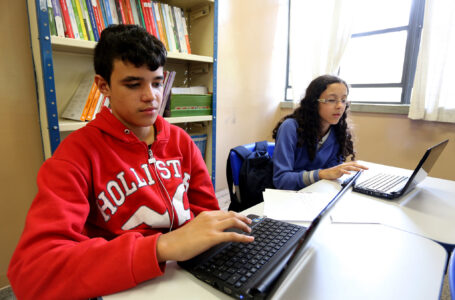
[272,75,367,190]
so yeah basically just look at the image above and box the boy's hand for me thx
[319,161,368,180]
[156,210,254,262]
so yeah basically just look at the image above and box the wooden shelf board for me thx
[58,115,212,132]
[51,36,213,63]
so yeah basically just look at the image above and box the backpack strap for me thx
[255,141,269,153]
[226,146,252,211]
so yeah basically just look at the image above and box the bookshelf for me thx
[27,0,218,185]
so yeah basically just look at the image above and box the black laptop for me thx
[349,139,448,200]
[178,171,362,299]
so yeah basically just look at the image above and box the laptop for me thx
[177,171,363,300]
[349,139,448,200]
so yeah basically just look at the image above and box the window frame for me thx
[283,0,426,109]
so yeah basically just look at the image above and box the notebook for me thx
[349,139,448,200]
[177,171,362,300]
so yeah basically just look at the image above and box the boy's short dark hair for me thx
[94,24,167,84]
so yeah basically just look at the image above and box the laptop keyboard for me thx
[357,173,408,192]
[194,218,301,289]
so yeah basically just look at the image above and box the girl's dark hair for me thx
[94,24,167,84]
[272,74,355,161]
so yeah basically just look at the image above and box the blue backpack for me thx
[226,141,274,212]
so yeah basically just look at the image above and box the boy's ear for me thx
[95,74,111,97]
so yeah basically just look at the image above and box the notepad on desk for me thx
[263,189,332,222]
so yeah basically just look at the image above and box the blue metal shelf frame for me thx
[211,0,218,188]
[32,0,61,154]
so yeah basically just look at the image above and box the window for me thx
[338,0,425,104]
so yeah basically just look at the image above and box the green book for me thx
[70,0,85,39]
[47,0,57,36]
[80,0,95,41]
[135,0,146,29]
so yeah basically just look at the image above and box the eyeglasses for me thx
[317,99,350,106]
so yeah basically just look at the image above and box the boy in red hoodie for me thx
[8,24,253,300]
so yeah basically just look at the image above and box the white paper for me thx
[263,189,332,222]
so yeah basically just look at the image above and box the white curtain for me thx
[288,0,355,101]
[408,0,455,123]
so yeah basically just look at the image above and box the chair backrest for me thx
[229,142,275,186]
[450,249,455,297]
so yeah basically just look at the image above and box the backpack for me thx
[226,141,274,212]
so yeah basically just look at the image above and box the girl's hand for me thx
[319,161,368,180]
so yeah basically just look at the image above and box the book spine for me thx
[166,4,180,52]
[93,0,105,32]
[85,0,100,40]
[86,88,101,121]
[161,3,175,52]
[80,81,98,121]
[66,0,81,39]
[102,0,114,25]
[135,0,146,28]
[153,2,167,50]
[129,0,140,25]
[59,0,75,38]
[180,7,191,54]
[150,1,160,40]
[173,6,187,53]
[123,0,135,25]
[51,0,66,37]
[108,0,119,24]
[115,0,127,24]
[98,0,109,26]
[47,0,57,36]
[80,0,95,41]
[146,1,157,37]
[73,0,89,40]
[139,0,152,33]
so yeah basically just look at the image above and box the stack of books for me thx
[46,0,192,54]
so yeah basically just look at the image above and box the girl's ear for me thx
[94,75,111,97]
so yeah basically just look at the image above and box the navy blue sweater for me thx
[272,118,341,190]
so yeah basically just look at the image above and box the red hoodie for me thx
[8,107,219,299]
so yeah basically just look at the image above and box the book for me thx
[59,0,75,38]
[129,0,140,25]
[165,3,180,52]
[159,70,176,116]
[146,1,158,38]
[98,0,110,26]
[180,7,191,54]
[85,0,100,40]
[86,88,101,121]
[80,82,99,121]
[161,3,175,52]
[171,86,208,95]
[62,75,95,121]
[173,6,187,53]
[72,0,89,40]
[150,1,160,40]
[51,0,66,37]
[153,2,168,50]
[135,0,146,28]
[139,0,152,33]
[123,0,135,25]
[115,0,126,24]
[66,0,81,39]
[80,0,95,41]
[108,0,119,24]
[92,0,105,32]
[47,0,57,36]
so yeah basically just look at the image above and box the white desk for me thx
[103,202,447,300]
[306,161,455,246]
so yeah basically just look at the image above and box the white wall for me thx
[215,0,288,190]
